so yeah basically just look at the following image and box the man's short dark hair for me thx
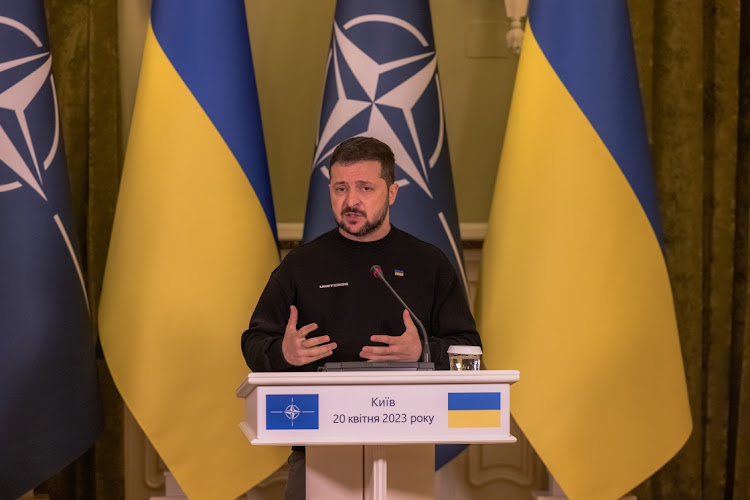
[329,136,395,186]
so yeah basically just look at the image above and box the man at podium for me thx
[241,136,481,499]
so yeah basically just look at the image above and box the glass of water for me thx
[448,345,482,371]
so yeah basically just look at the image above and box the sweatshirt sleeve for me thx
[427,257,483,370]
[240,273,297,372]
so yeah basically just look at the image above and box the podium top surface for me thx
[236,369,519,399]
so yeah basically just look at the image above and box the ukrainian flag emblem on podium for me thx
[447,392,501,428]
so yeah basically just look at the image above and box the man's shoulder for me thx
[392,227,450,262]
[278,229,338,265]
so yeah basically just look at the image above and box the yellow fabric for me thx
[476,26,691,500]
[98,24,287,500]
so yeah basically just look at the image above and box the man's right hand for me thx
[281,305,337,366]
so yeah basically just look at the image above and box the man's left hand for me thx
[360,309,423,362]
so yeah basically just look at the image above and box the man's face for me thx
[329,160,398,242]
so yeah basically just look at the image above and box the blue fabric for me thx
[151,0,277,237]
[0,2,102,497]
[529,0,663,242]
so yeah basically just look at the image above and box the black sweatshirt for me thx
[241,226,481,371]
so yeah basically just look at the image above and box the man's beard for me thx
[337,201,389,238]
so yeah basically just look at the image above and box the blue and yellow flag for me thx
[0,2,102,497]
[447,393,501,428]
[476,2,692,499]
[98,1,286,498]
[303,0,468,469]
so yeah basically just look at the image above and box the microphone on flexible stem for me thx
[370,265,431,364]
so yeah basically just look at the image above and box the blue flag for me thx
[303,0,467,468]
[266,395,320,430]
[0,3,102,498]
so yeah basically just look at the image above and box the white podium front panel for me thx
[237,371,519,446]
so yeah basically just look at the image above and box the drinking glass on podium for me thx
[448,345,482,371]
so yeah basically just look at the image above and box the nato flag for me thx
[303,0,467,295]
[0,2,102,498]
[303,0,468,469]
[266,394,320,430]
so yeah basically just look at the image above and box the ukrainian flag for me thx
[98,1,287,498]
[448,392,501,428]
[476,2,691,499]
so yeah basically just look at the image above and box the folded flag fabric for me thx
[0,2,102,497]
[476,2,692,499]
[98,1,287,498]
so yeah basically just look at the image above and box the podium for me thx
[236,370,519,499]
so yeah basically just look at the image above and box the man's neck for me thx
[338,222,392,242]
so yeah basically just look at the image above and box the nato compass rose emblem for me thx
[0,15,89,307]
[268,396,316,428]
[313,13,446,199]
[284,403,301,422]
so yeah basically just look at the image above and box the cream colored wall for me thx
[118,0,519,223]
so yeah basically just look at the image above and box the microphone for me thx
[370,265,431,363]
